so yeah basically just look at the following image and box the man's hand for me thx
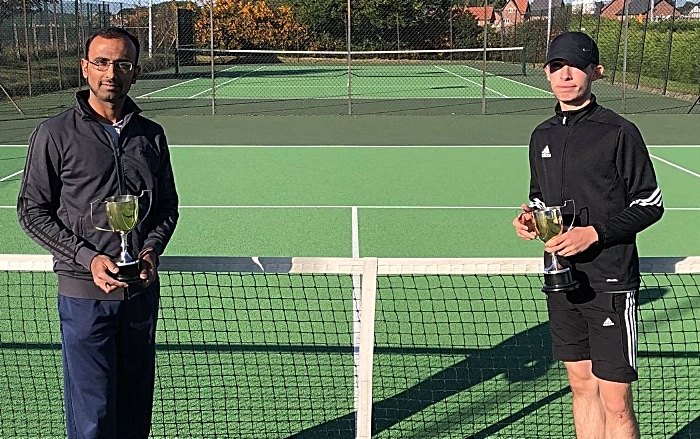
[138,248,157,287]
[545,226,598,257]
[513,204,537,240]
[90,255,128,293]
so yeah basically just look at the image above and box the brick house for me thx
[500,0,530,26]
[463,6,502,26]
[687,5,700,19]
[601,0,681,20]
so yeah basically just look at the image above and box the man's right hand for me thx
[90,255,129,293]
[513,203,537,240]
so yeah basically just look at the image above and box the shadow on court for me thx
[672,417,700,438]
[290,285,687,439]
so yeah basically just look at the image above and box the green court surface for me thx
[2,140,699,257]
[1,114,699,438]
[135,63,552,100]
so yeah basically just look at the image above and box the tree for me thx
[0,0,43,52]
[351,0,458,50]
[1,0,41,24]
[195,0,308,50]
[451,7,481,49]
[290,0,347,50]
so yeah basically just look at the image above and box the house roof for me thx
[616,0,658,15]
[464,6,496,21]
[614,0,680,15]
[504,0,530,14]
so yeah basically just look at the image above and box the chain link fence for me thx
[1,0,699,115]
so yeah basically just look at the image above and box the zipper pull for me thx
[562,115,568,125]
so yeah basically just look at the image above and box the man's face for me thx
[81,35,140,104]
[544,60,603,109]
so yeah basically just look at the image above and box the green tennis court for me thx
[1,115,699,438]
[2,142,699,257]
[134,63,552,100]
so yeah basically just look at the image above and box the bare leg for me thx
[565,360,604,439]
[599,379,639,439]
[565,361,640,439]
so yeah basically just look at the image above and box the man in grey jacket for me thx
[17,27,178,439]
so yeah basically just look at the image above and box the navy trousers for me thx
[58,286,159,439]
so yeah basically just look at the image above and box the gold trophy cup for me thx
[532,201,579,293]
[91,190,151,282]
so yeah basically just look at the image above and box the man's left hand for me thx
[139,248,157,287]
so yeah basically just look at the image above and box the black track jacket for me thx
[17,90,179,300]
[528,96,663,292]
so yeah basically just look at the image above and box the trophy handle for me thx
[90,198,113,232]
[562,199,576,232]
[134,190,152,229]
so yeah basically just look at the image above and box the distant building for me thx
[685,4,700,18]
[462,6,502,26]
[571,0,598,14]
[601,0,682,20]
[500,0,530,26]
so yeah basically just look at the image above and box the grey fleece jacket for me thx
[17,90,179,300]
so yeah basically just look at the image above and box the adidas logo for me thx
[541,145,551,158]
[603,318,615,327]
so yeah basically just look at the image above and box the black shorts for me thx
[547,289,638,383]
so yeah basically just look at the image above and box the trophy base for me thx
[114,260,141,283]
[542,268,579,293]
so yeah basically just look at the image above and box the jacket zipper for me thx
[560,113,570,204]
[98,119,131,298]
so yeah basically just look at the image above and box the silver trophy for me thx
[532,200,579,293]
[91,190,151,282]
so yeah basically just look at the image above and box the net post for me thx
[522,46,527,77]
[356,257,377,439]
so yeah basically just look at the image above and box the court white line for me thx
[136,77,201,99]
[166,144,698,148]
[1,205,698,210]
[1,144,699,148]
[168,144,530,148]
[188,66,266,98]
[174,205,699,210]
[139,65,242,99]
[460,64,554,95]
[434,65,509,98]
[0,170,23,182]
[351,207,359,258]
[651,154,700,179]
[134,95,552,100]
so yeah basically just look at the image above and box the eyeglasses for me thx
[87,59,134,73]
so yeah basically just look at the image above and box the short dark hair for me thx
[85,27,140,64]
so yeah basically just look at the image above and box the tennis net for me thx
[1,255,699,438]
[152,47,531,113]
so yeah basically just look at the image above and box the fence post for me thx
[22,0,32,96]
[662,0,677,95]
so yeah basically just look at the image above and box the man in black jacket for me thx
[512,32,662,438]
[17,28,178,438]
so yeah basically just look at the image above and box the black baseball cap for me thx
[544,32,600,70]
